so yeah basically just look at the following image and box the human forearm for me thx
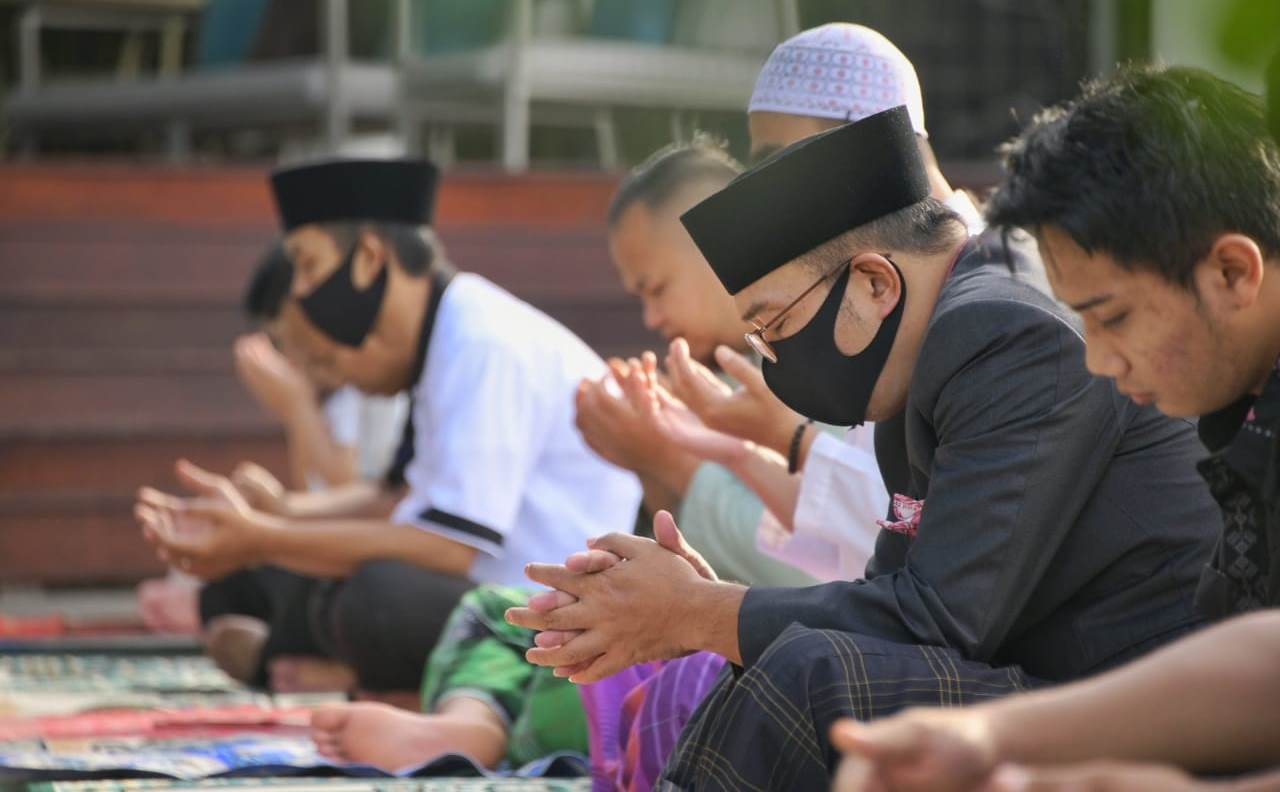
[283,404,359,489]
[638,475,681,515]
[725,443,802,531]
[642,449,701,501]
[679,579,747,665]
[256,515,477,578]
[985,611,1280,773]
[283,480,395,520]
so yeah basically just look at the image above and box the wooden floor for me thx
[0,164,653,585]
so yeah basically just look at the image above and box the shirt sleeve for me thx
[392,341,551,557]
[676,463,765,547]
[355,393,411,481]
[322,386,362,449]
[755,508,844,582]
[677,463,820,587]
[737,300,1125,667]
[788,424,888,579]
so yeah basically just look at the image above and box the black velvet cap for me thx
[680,105,929,294]
[270,159,439,231]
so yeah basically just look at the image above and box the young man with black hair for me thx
[832,63,1280,792]
[135,159,641,696]
[507,107,1222,790]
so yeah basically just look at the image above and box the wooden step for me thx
[0,164,621,230]
[0,372,274,440]
[0,435,288,494]
[0,505,166,584]
[0,223,628,303]
[0,436,289,584]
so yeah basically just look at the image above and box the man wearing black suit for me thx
[506,107,1221,790]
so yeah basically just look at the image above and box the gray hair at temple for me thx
[606,135,743,227]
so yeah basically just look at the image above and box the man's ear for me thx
[1196,233,1265,312]
[351,228,388,291]
[851,253,902,321]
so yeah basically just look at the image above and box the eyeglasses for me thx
[744,259,850,364]
[744,255,891,364]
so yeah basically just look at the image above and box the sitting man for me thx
[578,137,829,587]
[192,243,414,692]
[832,64,1280,792]
[647,21,988,582]
[136,158,641,698]
[507,107,1221,789]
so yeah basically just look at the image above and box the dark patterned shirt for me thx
[1195,366,1280,617]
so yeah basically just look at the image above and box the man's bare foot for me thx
[136,576,201,634]
[310,699,507,772]
[204,615,269,683]
[270,656,357,693]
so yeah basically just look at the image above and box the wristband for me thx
[787,419,814,475]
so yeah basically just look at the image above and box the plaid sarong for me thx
[660,624,1037,791]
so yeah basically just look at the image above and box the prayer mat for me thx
[0,654,340,718]
[24,779,592,792]
[0,733,324,780]
[0,656,237,695]
[0,735,588,782]
[0,656,251,719]
[0,705,313,742]
[0,637,203,657]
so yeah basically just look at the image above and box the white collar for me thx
[944,190,986,236]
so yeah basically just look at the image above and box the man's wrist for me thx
[648,447,702,498]
[277,492,302,519]
[794,423,819,472]
[764,409,808,457]
[680,579,747,665]
[246,511,287,565]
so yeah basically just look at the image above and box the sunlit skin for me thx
[608,183,749,364]
[279,226,431,396]
[1037,225,1280,418]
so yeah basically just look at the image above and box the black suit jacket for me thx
[739,230,1220,681]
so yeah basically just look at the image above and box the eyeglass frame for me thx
[744,253,893,364]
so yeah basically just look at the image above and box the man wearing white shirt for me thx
[136,158,641,694]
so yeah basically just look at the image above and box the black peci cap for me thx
[680,105,929,295]
[270,158,440,231]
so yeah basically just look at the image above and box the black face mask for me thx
[761,260,906,427]
[299,243,389,348]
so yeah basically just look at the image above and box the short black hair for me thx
[986,64,1280,288]
[243,241,292,321]
[801,196,966,274]
[607,136,742,227]
[321,222,439,276]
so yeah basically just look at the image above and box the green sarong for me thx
[419,586,585,768]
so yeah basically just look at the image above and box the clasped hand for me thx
[504,511,717,684]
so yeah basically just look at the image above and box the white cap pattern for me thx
[749,23,928,137]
